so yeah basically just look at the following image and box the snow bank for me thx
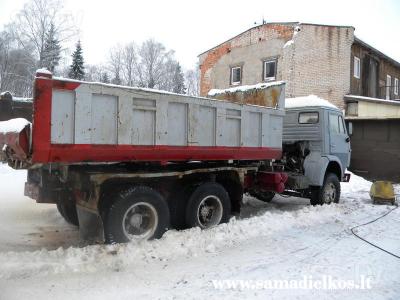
[341,171,371,195]
[208,81,285,96]
[0,118,31,134]
[285,95,338,109]
[0,202,342,280]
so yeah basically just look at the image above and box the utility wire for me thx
[350,203,400,259]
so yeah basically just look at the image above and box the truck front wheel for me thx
[185,182,231,229]
[104,186,170,244]
[310,173,340,205]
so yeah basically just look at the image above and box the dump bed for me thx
[0,70,285,166]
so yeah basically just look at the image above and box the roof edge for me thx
[353,37,400,68]
[198,22,300,57]
[198,21,355,57]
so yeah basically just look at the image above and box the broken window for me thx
[354,56,360,79]
[230,66,241,85]
[263,59,277,81]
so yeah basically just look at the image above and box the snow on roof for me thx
[345,94,400,105]
[12,96,32,103]
[283,40,294,48]
[0,118,31,134]
[285,95,338,109]
[36,68,52,75]
[208,81,285,96]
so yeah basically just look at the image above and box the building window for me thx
[386,75,391,100]
[263,59,277,81]
[230,66,242,85]
[395,78,399,96]
[353,56,360,79]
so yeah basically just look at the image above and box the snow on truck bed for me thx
[0,163,399,299]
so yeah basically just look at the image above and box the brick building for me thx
[198,22,400,110]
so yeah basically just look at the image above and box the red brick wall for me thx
[199,24,294,96]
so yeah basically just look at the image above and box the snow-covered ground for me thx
[0,164,399,299]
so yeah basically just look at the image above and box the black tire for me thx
[104,186,170,244]
[168,185,195,230]
[310,173,340,205]
[56,198,79,226]
[185,182,231,229]
[248,190,275,202]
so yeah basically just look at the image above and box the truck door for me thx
[329,112,351,169]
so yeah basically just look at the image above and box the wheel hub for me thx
[122,202,158,241]
[323,183,336,203]
[197,196,223,228]
[130,213,143,227]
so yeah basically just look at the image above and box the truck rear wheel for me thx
[104,186,170,244]
[310,173,340,205]
[56,197,79,226]
[185,182,231,229]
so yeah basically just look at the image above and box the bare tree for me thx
[121,42,137,86]
[185,67,200,96]
[85,64,111,83]
[8,0,76,68]
[0,30,36,96]
[137,39,173,88]
[108,45,123,85]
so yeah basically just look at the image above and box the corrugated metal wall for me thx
[348,119,400,183]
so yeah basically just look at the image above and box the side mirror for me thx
[348,122,353,136]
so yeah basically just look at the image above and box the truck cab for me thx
[281,95,351,204]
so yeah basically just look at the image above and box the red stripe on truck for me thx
[32,144,282,163]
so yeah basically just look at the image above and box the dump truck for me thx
[0,70,350,244]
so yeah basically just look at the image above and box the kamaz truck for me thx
[0,70,351,244]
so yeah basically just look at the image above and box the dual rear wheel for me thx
[103,182,231,244]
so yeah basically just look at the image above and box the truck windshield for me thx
[299,112,319,124]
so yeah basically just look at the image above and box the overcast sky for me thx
[0,0,399,69]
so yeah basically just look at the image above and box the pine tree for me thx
[41,23,61,72]
[172,63,186,94]
[111,73,121,85]
[100,72,110,83]
[68,40,85,80]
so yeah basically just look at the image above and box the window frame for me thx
[329,113,340,135]
[353,56,360,79]
[230,66,242,86]
[263,59,277,81]
[298,111,319,124]
[395,77,399,96]
[386,75,392,100]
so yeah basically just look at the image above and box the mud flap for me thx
[76,205,104,243]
